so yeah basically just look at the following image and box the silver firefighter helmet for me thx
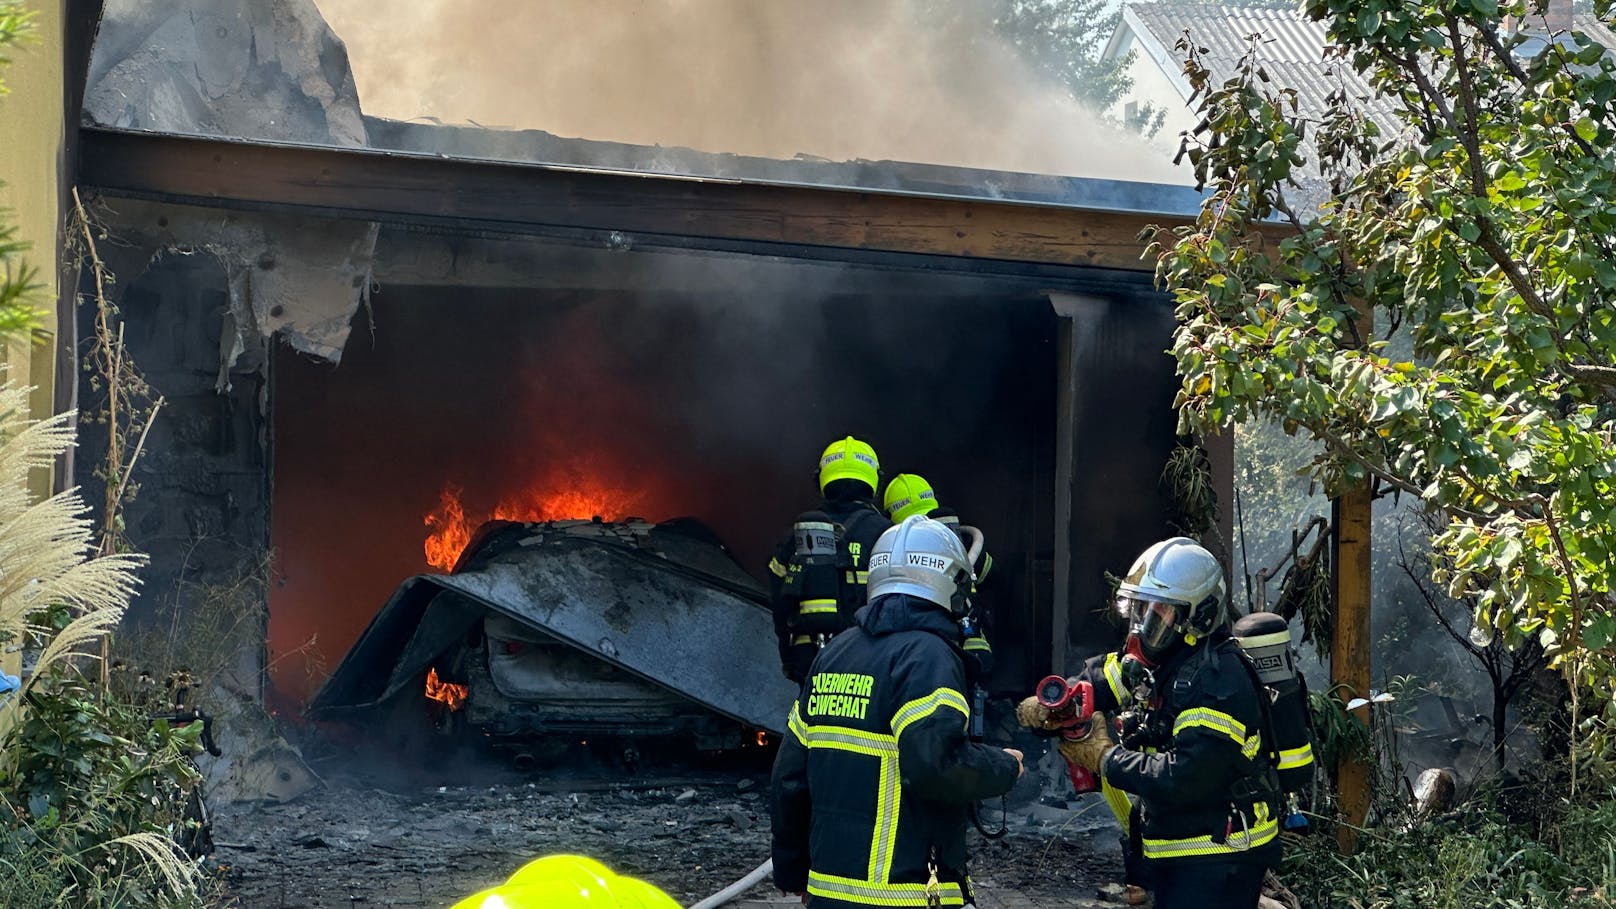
[867,515,974,614]
[1114,536,1227,660]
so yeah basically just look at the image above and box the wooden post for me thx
[1331,288,1375,854]
[1331,455,1374,855]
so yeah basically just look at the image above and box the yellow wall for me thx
[0,0,63,421]
[0,2,62,679]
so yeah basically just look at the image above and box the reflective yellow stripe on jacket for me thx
[1173,707,1262,759]
[769,557,789,578]
[891,687,970,738]
[791,704,905,884]
[1278,742,1314,770]
[1102,652,1129,705]
[799,598,840,615]
[807,871,965,907]
[1101,778,1133,834]
[1142,801,1278,859]
[792,689,973,898]
[788,702,809,744]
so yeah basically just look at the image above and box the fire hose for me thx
[686,858,772,909]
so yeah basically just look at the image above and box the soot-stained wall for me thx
[1058,291,1184,667]
[269,283,1058,704]
[76,254,272,641]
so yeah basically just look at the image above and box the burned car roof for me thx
[308,518,797,734]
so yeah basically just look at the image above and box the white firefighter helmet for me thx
[867,515,973,614]
[1114,536,1227,660]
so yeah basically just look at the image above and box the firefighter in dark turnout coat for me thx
[771,516,1023,908]
[1019,537,1282,909]
[880,473,995,678]
[770,436,892,683]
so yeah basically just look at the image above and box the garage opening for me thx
[267,234,1058,725]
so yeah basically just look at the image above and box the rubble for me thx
[209,746,1127,908]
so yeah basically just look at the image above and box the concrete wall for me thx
[73,253,272,701]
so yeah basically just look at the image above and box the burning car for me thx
[307,517,797,763]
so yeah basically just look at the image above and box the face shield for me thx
[1115,592,1187,660]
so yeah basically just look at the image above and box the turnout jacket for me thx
[770,594,1020,908]
[1081,632,1282,864]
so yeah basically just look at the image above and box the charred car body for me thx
[309,519,797,761]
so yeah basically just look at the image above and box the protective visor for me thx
[1114,593,1186,653]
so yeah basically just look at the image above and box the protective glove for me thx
[1015,696,1056,730]
[1056,717,1116,774]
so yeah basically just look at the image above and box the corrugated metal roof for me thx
[1577,16,1616,51]
[1123,4,1616,143]
[1123,3,1396,136]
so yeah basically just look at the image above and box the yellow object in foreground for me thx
[450,854,682,909]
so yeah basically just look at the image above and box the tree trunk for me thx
[1492,690,1508,776]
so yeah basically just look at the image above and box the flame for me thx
[423,486,473,571]
[422,471,648,570]
[424,667,469,711]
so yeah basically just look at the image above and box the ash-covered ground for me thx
[208,736,1127,909]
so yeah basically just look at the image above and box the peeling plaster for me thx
[100,200,377,385]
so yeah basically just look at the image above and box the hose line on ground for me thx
[687,857,774,909]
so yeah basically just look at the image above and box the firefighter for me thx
[1017,537,1282,909]
[449,854,681,908]
[880,474,994,677]
[771,515,1024,908]
[769,436,892,684]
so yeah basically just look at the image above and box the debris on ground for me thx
[210,755,1127,908]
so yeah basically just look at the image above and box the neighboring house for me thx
[0,1,67,494]
[1103,2,1616,159]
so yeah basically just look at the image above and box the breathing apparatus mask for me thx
[1113,537,1228,666]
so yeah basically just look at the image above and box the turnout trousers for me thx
[1149,854,1268,909]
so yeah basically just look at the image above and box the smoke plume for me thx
[314,0,1186,183]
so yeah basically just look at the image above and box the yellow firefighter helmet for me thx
[882,473,938,522]
[818,435,880,493]
[450,855,681,909]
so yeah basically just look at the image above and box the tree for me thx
[1396,509,1547,776]
[984,0,1166,131]
[993,0,1132,109]
[1148,0,1616,790]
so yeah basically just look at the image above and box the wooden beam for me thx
[78,128,1190,273]
[1331,456,1375,854]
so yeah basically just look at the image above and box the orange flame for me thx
[422,472,648,570]
[424,667,469,711]
[423,486,473,571]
